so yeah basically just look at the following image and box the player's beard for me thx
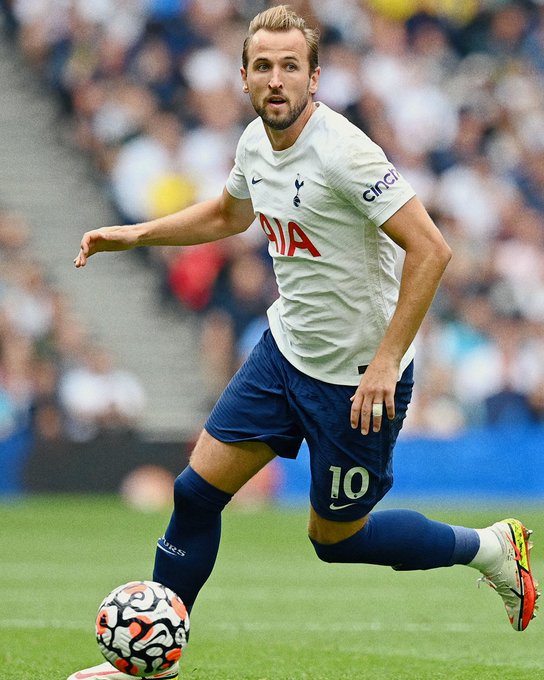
[251,89,311,131]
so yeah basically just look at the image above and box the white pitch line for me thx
[0,618,494,635]
[1,619,90,631]
[205,620,496,634]
[3,619,539,670]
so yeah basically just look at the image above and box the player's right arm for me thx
[74,188,255,268]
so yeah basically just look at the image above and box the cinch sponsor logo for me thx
[363,167,400,202]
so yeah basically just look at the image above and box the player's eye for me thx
[285,63,298,71]
[256,63,269,71]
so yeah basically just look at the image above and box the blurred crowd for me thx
[0,208,145,485]
[2,0,544,441]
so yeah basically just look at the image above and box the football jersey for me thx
[225,102,416,386]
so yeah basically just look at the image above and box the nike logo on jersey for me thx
[329,502,358,510]
[252,176,263,184]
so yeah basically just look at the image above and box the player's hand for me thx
[74,226,136,268]
[350,359,398,435]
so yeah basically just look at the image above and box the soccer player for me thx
[68,6,539,680]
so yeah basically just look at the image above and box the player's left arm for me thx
[350,195,452,434]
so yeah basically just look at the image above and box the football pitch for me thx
[1,496,543,680]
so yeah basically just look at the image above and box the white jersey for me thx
[226,103,416,386]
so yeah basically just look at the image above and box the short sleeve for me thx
[326,132,415,227]
[225,137,250,200]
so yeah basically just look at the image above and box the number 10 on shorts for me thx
[329,465,370,500]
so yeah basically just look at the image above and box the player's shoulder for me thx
[312,103,382,156]
[238,116,267,151]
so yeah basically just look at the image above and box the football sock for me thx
[310,509,480,570]
[153,465,232,610]
[467,527,503,573]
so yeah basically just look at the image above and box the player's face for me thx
[242,28,320,139]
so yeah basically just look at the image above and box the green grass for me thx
[1,496,543,679]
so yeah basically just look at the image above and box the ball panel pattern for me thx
[95,581,189,678]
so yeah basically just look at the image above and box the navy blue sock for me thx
[153,466,232,610]
[311,509,480,570]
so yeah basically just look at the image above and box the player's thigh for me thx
[189,429,276,495]
[302,363,414,526]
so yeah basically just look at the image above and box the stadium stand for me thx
[0,8,209,444]
[1,0,544,496]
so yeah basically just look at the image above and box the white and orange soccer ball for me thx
[95,580,189,677]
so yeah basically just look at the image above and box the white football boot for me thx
[478,518,540,631]
[66,661,178,680]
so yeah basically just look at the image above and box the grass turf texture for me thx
[1,496,542,680]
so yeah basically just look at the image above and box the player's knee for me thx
[309,536,337,563]
[307,523,350,563]
[173,465,231,517]
[172,468,194,509]
[308,510,369,562]
[308,511,367,545]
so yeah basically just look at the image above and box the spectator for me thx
[111,109,194,224]
[58,344,145,440]
[200,238,277,400]
[0,205,148,496]
[3,0,544,439]
[454,315,543,426]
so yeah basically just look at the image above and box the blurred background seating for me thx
[1,0,543,501]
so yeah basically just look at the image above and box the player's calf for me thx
[153,465,232,610]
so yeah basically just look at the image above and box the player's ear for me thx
[309,66,320,95]
[240,67,249,94]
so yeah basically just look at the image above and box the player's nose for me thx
[268,67,283,89]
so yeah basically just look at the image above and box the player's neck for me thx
[265,100,318,151]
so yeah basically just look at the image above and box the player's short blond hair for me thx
[242,4,319,74]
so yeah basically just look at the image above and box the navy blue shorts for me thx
[205,330,414,521]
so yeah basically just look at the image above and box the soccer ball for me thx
[95,580,190,677]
